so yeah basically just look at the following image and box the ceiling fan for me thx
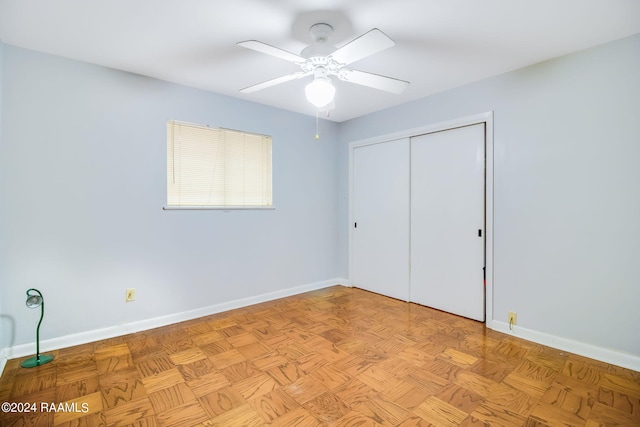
[237,23,410,109]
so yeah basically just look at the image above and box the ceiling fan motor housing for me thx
[309,23,333,44]
[301,23,338,66]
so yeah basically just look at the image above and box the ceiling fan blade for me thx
[338,69,410,94]
[239,71,309,93]
[330,28,395,66]
[237,40,306,63]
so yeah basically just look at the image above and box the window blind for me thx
[167,121,272,207]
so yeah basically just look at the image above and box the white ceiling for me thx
[1,0,639,122]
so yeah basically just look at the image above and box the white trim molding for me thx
[492,321,640,372]
[3,278,637,375]
[3,278,347,366]
[0,348,7,378]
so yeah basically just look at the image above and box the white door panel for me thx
[410,124,485,321]
[353,139,410,301]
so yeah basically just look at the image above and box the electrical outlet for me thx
[126,288,136,302]
[508,311,517,327]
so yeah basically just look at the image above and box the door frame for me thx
[348,111,494,326]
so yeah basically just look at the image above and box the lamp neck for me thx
[35,301,44,359]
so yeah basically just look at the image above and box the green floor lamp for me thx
[21,288,54,368]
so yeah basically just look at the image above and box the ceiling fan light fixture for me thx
[305,76,335,108]
[238,24,409,111]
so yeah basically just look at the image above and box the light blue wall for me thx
[2,34,639,366]
[0,45,340,348]
[338,34,640,359]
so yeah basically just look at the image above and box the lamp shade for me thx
[26,294,43,309]
[305,77,335,108]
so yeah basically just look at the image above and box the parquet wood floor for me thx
[1,286,639,426]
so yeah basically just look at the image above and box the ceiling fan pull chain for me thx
[315,109,320,140]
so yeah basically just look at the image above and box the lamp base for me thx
[21,354,54,368]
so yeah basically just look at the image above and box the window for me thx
[166,121,272,208]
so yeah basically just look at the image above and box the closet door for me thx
[410,124,485,321]
[352,139,410,300]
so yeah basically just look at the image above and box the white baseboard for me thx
[4,278,348,363]
[490,320,640,372]
[339,278,353,287]
[10,280,634,375]
[0,348,7,377]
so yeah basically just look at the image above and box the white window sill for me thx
[163,206,275,211]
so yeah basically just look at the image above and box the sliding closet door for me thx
[352,139,410,301]
[410,124,485,321]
